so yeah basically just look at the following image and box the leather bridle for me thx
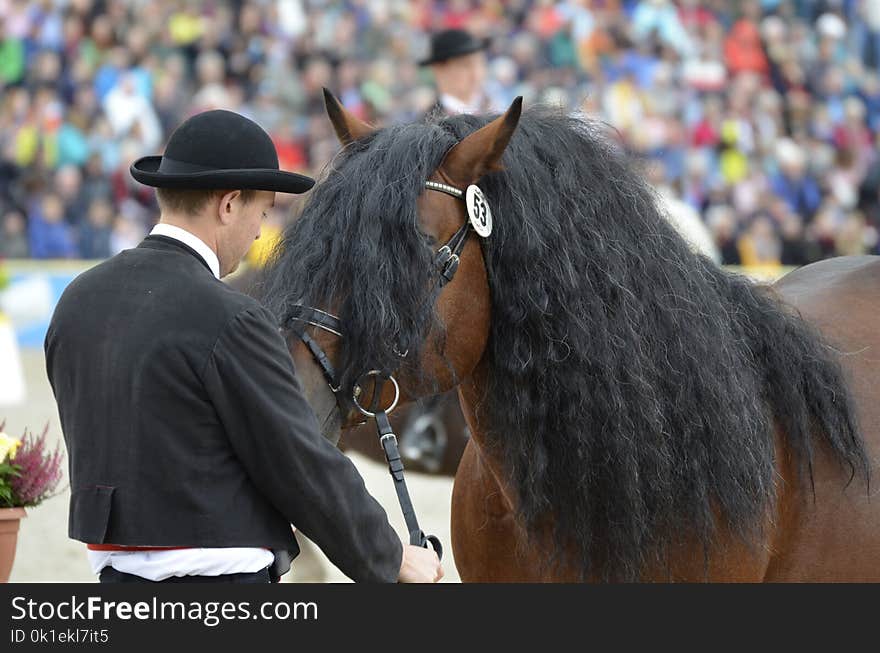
[284,179,491,561]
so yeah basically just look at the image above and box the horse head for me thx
[281,89,521,443]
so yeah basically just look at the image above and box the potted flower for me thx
[0,422,64,582]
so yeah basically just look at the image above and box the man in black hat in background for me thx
[421,28,490,119]
[45,109,444,583]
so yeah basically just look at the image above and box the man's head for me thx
[421,29,488,105]
[430,51,486,104]
[130,109,314,276]
[155,187,275,277]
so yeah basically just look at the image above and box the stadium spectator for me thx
[28,193,77,259]
[0,208,29,258]
[78,197,114,260]
[770,139,823,220]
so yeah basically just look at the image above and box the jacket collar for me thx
[148,223,221,279]
[137,235,216,277]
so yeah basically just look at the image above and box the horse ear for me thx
[440,97,523,186]
[323,87,375,146]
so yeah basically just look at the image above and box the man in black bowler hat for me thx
[45,109,444,584]
[421,28,490,118]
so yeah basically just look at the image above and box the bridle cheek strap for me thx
[298,329,339,392]
[426,180,474,287]
[434,221,471,287]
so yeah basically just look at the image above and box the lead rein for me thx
[371,380,443,560]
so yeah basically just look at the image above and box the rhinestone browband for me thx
[424,181,464,198]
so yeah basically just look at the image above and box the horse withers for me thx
[260,91,879,582]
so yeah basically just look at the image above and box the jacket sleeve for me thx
[201,304,403,582]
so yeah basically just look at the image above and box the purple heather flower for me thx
[7,424,64,507]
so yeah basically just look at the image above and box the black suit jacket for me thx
[45,235,402,582]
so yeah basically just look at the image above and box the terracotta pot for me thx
[0,507,26,583]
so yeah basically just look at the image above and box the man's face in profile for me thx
[218,189,276,277]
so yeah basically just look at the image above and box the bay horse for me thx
[260,91,879,581]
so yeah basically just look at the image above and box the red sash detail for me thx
[87,544,272,552]
[87,544,192,552]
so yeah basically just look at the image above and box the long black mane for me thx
[260,108,869,580]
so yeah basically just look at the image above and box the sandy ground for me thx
[3,349,459,583]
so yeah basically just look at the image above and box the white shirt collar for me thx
[440,93,481,115]
[149,223,221,279]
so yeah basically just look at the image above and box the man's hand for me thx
[398,543,444,583]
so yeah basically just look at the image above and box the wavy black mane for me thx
[260,108,869,580]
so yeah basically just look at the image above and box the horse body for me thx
[453,256,880,582]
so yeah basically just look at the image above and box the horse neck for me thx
[455,356,795,581]
[455,356,517,510]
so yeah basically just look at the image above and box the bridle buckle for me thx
[440,253,460,283]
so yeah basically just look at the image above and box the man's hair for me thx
[155,188,258,214]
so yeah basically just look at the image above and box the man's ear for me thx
[439,97,522,187]
[323,87,375,146]
[217,190,241,225]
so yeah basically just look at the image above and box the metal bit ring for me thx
[352,371,400,417]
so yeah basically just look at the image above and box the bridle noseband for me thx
[284,179,493,560]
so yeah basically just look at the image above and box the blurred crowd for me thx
[1,0,880,266]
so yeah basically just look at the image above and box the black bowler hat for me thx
[130,110,315,194]
[419,28,489,66]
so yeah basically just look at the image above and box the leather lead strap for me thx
[372,377,443,559]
